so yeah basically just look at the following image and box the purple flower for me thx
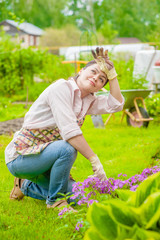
[130,184,139,191]
[77,200,84,205]
[70,192,81,199]
[119,182,125,188]
[70,164,160,208]
[118,173,122,177]
[123,174,127,177]
[58,207,69,218]
[87,199,98,207]
[75,221,83,231]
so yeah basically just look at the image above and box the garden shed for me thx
[0,19,44,47]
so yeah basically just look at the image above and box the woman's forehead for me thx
[89,64,107,77]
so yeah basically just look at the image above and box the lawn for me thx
[0,113,160,240]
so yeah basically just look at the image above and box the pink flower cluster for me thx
[75,221,83,231]
[58,207,69,218]
[70,165,160,206]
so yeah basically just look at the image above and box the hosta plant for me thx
[84,172,160,240]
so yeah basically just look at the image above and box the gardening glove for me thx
[91,47,117,81]
[89,155,108,181]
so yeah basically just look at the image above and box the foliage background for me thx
[0,0,160,45]
[0,1,160,239]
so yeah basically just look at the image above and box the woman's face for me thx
[76,63,107,97]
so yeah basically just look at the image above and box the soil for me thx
[0,118,24,135]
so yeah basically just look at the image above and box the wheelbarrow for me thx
[96,89,153,128]
[120,89,153,127]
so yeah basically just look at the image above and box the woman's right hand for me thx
[91,47,117,80]
[89,155,108,181]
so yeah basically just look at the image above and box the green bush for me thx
[98,20,119,44]
[0,32,74,96]
[145,93,160,117]
[39,53,74,83]
[113,57,148,90]
[0,30,17,51]
[9,82,50,102]
[0,47,74,96]
[85,172,160,240]
[40,24,82,47]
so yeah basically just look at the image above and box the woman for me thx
[5,48,124,210]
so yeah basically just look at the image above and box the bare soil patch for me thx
[0,118,24,135]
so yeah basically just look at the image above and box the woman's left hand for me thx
[89,155,108,181]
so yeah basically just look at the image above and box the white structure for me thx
[133,50,160,89]
[0,19,44,47]
[60,43,153,61]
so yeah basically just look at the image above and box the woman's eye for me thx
[91,70,96,74]
[100,78,104,83]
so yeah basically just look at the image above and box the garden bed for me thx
[0,118,24,135]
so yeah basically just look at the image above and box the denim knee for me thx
[61,141,77,161]
[7,158,21,177]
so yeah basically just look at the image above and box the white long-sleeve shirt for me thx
[5,78,124,164]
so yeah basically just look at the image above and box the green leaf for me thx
[84,228,105,240]
[116,189,135,201]
[108,200,139,229]
[140,192,160,230]
[132,225,160,240]
[69,202,75,206]
[87,203,117,240]
[132,192,160,230]
[146,206,160,231]
[121,224,140,239]
[128,172,160,207]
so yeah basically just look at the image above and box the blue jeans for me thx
[7,140,77,205]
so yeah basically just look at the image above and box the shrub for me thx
[145,93,160,117]
[0,32,74,96]
[113,57,148,90]
[98,20,119,44]
[40,24,82,47]
[0,29,17,51]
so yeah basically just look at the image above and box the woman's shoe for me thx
[47,199,77,212]
[69,173,75,181]
[10,177,25,200]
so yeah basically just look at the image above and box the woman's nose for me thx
[93,76,97,81]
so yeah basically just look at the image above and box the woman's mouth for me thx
[88,79,95,87]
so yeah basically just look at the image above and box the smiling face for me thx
[76,63,107,98]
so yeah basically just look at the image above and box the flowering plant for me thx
[57,162,160,239]
[70,165,160,206]
[84,172,160,240]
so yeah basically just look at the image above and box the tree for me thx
[64,0,97,32]
[0,0,13,22]
[1,0,160,43]
[147,18,160,49]
[93,0,160,41]
[98,20,118,43]
[0,0,69,28]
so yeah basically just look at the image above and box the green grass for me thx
[0,114,160,240]
[0,103,31,122]
[0,81,51,121]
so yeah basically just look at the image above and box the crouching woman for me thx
[5,48,124,211]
